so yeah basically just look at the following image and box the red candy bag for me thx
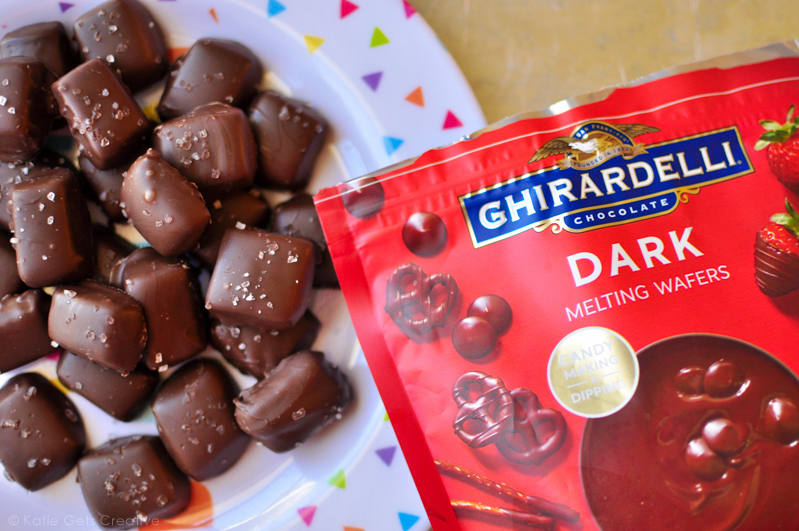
[315,42,799,531]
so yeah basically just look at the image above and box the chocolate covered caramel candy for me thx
[49,280,146,372]
[157,39,262,121]
[10,168,94,287]
[53,58,151,170]
[92,224,136,284]
[0,290,55,372]
[0,57,56,163]
[0,232,24,298]
[209,311,321,378]
[80,150,144,223]
[57,351,157,421]
[120,149,210,256]
[153,103,257,195]
[0,373,85,491]
[205,228,315,330]
[110,247,206,371]
[77,436,190,529]
[1,22,74,78]
[248,91,327,191]
[194,189,271,268]
[234,351,352,452]
[152,359,249,480]
[0,148,75,230]
[73,0,168,92]
[272,193,337,287]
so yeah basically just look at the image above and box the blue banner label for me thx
[459,126,753,247]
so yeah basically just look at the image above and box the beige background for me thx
[413,0,799,123]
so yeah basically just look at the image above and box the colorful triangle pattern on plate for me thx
[375,446,396,466]
[343,527,365,531]
[443,110,463,129]
[268,0,286,17]
[370,27,390,48]
[362,72,383,91]
[328,469,347,489]
[405,86,424,107]
[298,506,316,527]
[383,137,404,156]
[403,0,417,18]
[341,0,359,18]
[209,8,219,23]
[59,2,74,12]
[399,512,421,531]
[305,35,325,54]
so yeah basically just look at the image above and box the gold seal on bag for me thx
[547,327,638,418]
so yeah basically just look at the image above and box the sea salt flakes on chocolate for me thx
[205,228,315,330]
[1,22,74,78]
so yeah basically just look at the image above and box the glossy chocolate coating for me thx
[675,366,705,396]
[77,435,190,529]
[0,373,85,491]
[467,295,513,335]
[703,359,745,398]
[110,247,206,371]
[92,224,136,284]
[52,58,151,170]
[157,38,262,121]
[272,193,338,287]
[0,232,24,298]
[684,437,726,481]
[10,168,94,287]
[153,102,257,195]
[0,290,55,372]
[73,0,168,92]
[152,359,250,480]
[0,148,75,230]
[402,212,447,256]
[763,397,799,445]
[209,311,321,378]
[49,280,146,372]
[451,316,497,360]
[702,418,747,456]
[206,228,315,330]
[0,57,56,163]
[234,350,352,452]
[754,230,799,297]
[120,149,210,256]
[248,91,327,191]
[57,351,158,421]
[1,22,74,78]
[341,177,384,219]
[194,189,271,268]
[80,149,144,223]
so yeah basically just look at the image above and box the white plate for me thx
[0,0,486,529]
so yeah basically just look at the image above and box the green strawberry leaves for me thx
[771,198,799,237]
[756,105,799,151]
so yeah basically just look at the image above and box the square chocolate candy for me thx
[152,359,250,481]
[0,373,86,491]
[56,351,158,422]
[120,149,210,256]
[205,228,315,331]
[10,167,94,287]
[152,103,257,196]
[0,232,24,298]
[79,149,144,223]
[234,351,352,453]
[110,247,206,371]
[157,38,262,121]
[92,224,136,284]
[1,21,74,78]
[77,436,190,529]
[0,290,55,373]
[248,91,327,191]
[49,280,147,372]
[52,58,151,170]
[73,0,168,92]
[0,57,57,163]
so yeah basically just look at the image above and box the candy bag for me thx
[315,41,799,531]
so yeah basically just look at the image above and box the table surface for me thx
[413,0,799,124]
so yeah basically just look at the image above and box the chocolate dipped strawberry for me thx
[755,199,799,296]
[756,105,799,193]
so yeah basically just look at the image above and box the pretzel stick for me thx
[436,461,580,522]
[451,501,555,530]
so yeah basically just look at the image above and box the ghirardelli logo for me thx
[529,121,660,170]
[459,124,754,248]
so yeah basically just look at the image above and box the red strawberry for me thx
[756,105,799,194]
[755,199,799,297]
